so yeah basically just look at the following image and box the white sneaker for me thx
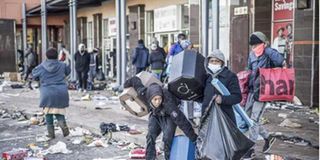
[83,90,87,93]
[78,89,82,93]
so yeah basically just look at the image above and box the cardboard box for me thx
[4,72,22,82]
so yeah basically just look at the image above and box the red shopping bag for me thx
[259,68,295,102]
[237,70,251,107]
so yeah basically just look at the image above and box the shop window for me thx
[87,22,93,50]
[181,4,189,29]
[297,0,312,9]
[77,17,87,46]
[94,14,102,49]
[146,11,154,33]
[103,19,108,38]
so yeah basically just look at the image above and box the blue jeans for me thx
[88,66,97,90]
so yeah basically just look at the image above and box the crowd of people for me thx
[126,32,287,159]
[24,31,287,159]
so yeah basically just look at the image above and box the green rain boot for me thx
[58,121,70,137]
[46,124,55,139]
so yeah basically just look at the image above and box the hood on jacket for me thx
[146,83,163,108]
[78,43,86,54]
[204,49,225,76]
[42,59,62,73]
[137,43,145,49]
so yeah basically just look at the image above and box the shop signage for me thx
[272,0,294,66]
[154,5,178,32]
[108,17,117,36]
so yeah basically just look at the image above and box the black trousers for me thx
[136,67,145,75]
[146,114,176,160]
[77,70,88,90]
[24,66,34,81]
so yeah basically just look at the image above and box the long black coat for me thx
[201,67,242,124]
[74,51,90,72]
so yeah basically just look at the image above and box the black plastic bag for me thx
[96,69,106,81]
[196,102,254,160]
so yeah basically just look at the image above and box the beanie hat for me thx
[249,31,268,45]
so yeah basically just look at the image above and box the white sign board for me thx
[154,5,178,32]
[108,17,117,36]
[234,6,248,16]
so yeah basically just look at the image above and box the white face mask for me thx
[208,64,221,73]
[151,44,157,50]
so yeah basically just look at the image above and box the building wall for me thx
[293,0,319,107]
[0,0,39,24]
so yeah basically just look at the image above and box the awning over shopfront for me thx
[26,0,108,16]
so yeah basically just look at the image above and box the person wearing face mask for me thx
[201,49,242,125]
[165,34,189,78]
[149,42,166,80]
[75,43,90,92]
[244,31,286,159]
[123,78,197,160]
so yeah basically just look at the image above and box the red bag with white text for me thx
[258,68,295,102]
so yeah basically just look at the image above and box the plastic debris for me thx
[279,119,302,128]
[72,137,83,145]
[87,139,109,148]
[36,135,50,142]
[43,141,72,155]
[129,148,146,159]
[278,113,288,119]
[2,148,28,160]
[69,127,91,137]
[272,133,318,149]
[81,94,91,101]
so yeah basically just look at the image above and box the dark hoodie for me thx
[145,83,197,142]
[132,44,149,68]
[201,55,242,124]
[32,60,71,108]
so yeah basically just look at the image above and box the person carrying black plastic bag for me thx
[124,78,197,160]
[196,49,254,160]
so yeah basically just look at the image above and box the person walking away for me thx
[124,77,197,160]
[88,48,99,90]
[149,42,166,80]
[32,48,71,139]
[58,44,71,66]
[132,39,149,74]
[24,45,37,90]
[244,31,286,158]
[75,43,90,92]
